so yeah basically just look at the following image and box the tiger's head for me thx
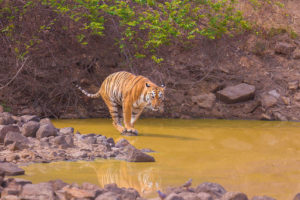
[144,82,165,111]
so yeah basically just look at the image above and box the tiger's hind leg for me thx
[105,100,125,134]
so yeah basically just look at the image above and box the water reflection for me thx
[91,160,161,195]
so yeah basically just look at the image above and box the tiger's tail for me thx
[75,84,101,98]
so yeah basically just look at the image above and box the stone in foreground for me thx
[217,83,255,104]
[0,162,25,176]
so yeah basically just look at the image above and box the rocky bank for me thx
[0,112,155,164]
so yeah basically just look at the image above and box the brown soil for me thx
[0,1,300,121]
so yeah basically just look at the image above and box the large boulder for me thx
[4,131,30,150]
[191,93,216,109]
[217,83,255,104]
[115,140,155,162]
[0,162,25,176]
[36,124,58,139]
[0,125,20,143]
[21,121,40,137]
[20,182,55,200]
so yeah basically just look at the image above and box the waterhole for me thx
[18,119,300,199]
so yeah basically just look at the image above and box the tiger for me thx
[76,71,165,135]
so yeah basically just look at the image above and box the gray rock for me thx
[251,196,276,200]
[53,135,68,147]
[59,127,74,135]
[261,95,277,108]
[48,179,68,191]
[268,90,280,99]
[13,178,32,186]
[0,112,14,125]
[273,112,288,121]
[64,135,74,147]
[95,191,121,200]
[0,125,20,143]
[116,143,155,162]
[165,192,184,200]
[20,182,55,200]
[0,162,25,176]
[115,138,130,148]
[36,124,58,139]
[21,115,40,123]
[62,185,97,199]
[293,193,300,200]
[196,182,226,198]
[191,93,216,109]
[197,192,213,200]
[107,137,115,147]
[4,131,30,150]
[221,192,248,200]
[178,192,202,200]
[275,42,296,55]
[21,121,40,137]
[217,83,255,104]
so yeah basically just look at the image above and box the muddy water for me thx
[19,119,300,199]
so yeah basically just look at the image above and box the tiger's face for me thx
[145,83,165,111]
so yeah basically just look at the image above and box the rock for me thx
[4,131,30,150]
[36,124,58,139]
[107,137,115,147]
[63,185,97,199]
[191,93,216,109]
[260,113,272,120]
[13,178,32,186]
[0,113,14,125]
[251,196,276,200]
[116,143,155,162]
[40,118,54,126]
[197,192,213,200]
[115,138,130,148]
[165,192,184,200]
[0,162,25,175]
[64,135,74,147]
[21,121,40,137]
[59,127,74,135]
[104,183,140,200]
[293,193,300,200]
[221,192,248,200]
[196,182,226,198]
[20,182,55,199]
[268,90,280,99]
[217,83,255,104]
[261,95,277,108]
[273,112,288,121]
[274,42,296,55]
[178,192,201,200]
[53,135,68,146]
[292,48,300,59]
[95,191,121,200]
[288,81,299,90]
[0,125,20,143]
[21,115,40,123]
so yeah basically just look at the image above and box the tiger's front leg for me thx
[122,100,138,135]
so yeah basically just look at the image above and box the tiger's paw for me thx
[122,128,138,136]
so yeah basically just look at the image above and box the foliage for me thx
[0,0,290,63]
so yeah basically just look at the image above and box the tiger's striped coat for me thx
[76,71,165,135]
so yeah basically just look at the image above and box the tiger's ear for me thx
[161,84,166,89]
[146,82,151,87]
